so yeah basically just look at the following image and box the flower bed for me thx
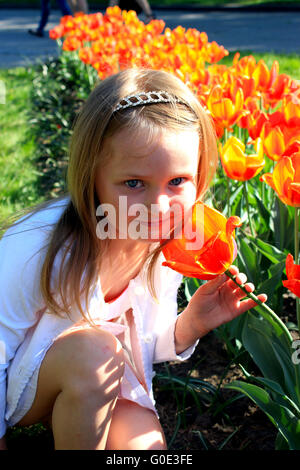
[46,7,300,449]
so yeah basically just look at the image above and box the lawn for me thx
[0,67,44,223]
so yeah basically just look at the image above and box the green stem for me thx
[225,269,293,345]
[224,129,230,216]
[295,207,300,333]
[243,181,255,237]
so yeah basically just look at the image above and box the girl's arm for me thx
[174,265,267,355]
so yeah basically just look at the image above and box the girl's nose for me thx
[147,193,170,216]
[157,195,170,214]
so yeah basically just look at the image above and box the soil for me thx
[153,331,278,451]
[5,293,298,451]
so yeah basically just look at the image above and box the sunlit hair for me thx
[3,68,218,324]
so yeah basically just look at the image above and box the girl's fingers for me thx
[237,293,268,315]
[227,272,247,290]
[200,273,227,294]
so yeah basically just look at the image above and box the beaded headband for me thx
[113,90,186,113]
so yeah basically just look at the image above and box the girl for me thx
[0,68,266,450]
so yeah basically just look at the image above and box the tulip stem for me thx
[243,181,255,236]
[225,269,293,344]
[295,207,300,333]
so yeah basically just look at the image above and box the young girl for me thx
[0,68,266,450]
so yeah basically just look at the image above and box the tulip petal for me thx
[286,253,300,279]
[283,279,300,298]
[226,216,243,239]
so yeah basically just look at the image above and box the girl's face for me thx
[95,126,200,244]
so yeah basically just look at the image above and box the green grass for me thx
[0,67,44,222]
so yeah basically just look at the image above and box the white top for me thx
[0,197,198,438]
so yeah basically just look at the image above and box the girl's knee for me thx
[52,326,125,398]
[106,400,167,450]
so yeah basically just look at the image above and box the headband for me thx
[112,90,186,113]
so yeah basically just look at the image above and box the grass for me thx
[0,67,44,222]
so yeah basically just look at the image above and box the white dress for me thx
[0,196,198,437]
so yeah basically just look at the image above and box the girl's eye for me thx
[170,177,185,186]
[125,179,143,189]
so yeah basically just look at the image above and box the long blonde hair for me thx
[5,68,219,323]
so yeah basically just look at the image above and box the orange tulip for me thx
[207,85,248,132]
[260,153,300,207]
[261,124,286,161]
[282,94,300,128]
[219,136,265,181]
[282,253,300,298]
[161,201,242,280]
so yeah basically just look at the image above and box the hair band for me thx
[112,90,186,113]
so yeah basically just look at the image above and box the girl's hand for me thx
[174,265,267,354]
[188,265,267,337]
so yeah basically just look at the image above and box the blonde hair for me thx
[6,68,219,323]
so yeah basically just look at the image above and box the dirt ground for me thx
[154,330,278,451]
[6,294,297,451]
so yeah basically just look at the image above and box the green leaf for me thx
[238,366,300,417]
[258,260,285,300]
[237,237,258,285]
[184,277,201,301]
[240,311,298,402]
[224,380,300,449]
[247,235,286,264]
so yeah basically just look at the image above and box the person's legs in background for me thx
[135,0,155,21]
[57,0,73,16]
[68,0,89,14]
[28,0,72,38]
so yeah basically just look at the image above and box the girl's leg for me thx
[106,399,167,450]
[16,327,125,450]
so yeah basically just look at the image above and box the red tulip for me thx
[282,253,300,298]
[161,201,242,280]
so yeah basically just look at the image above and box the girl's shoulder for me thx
[2,196,70,242]
[0,196,70,262]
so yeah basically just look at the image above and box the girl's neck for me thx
[99,240,151,301]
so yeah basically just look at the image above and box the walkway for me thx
[0,7,300,68]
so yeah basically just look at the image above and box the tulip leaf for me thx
[237,237,258,285]
[273,199,294,252]
[224,380,300,450]
[275,431,290,450]
[252,193,270,234]
[238,365,300,418]
[246,236,286,264]
[229,184,243,217]
[240,311,298,402]
[184,277,201,301]
[257,260,285,302]
[253,192,271,223]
